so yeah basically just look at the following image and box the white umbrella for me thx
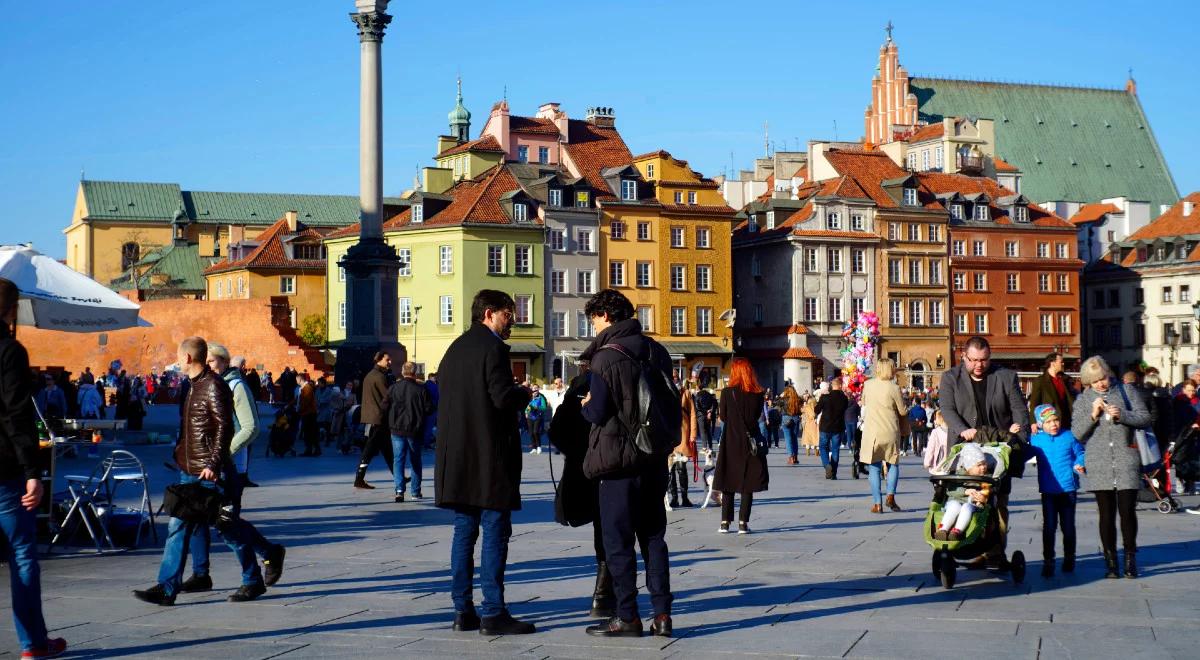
[0,244,149,332]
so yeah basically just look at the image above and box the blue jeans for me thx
[818,431,844,467]
[450,507,512,618]
[0,480,49,651]
[867,462,899,504]
[781,415,798,457]
[159,472,261,595]
[391,435,422,495]
[844,421,857,450]
[1041,492,1077,560]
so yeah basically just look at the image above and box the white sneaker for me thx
[1186,507,1200,515]
[718,522,730,533]
[737,522,751,535]
[529,448,538,454]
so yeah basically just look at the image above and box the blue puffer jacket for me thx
[1029,429,1086,494]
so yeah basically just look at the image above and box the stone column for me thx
[336,1,405,384]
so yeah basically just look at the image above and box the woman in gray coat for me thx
[1071,356,1150,579]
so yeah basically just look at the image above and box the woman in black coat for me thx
[712,358,769,534]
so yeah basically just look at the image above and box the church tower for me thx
[864,22,919,145]
[448,76,471,142]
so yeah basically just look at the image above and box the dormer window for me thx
[412,203,424,224]
[950,203,964,220]
[621,179,637,201]
[647,164,655,179]
[902,187,918,206]
[1155,246,1165,261]
[748,214,758,233]
[513,203,528,222]
[826,211,841,230]
[576,191,589,208]
[1137,246,1148,262]
[1178,243,1189,260]
[674,191,683,204]
[973,204,990,221]
[1012,206,1028,223]
[294,243,324,260]
[766,211,776,230]
[549,189,562,207]
[517,145,529,163]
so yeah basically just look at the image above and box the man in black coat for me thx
[386,361,433,503]
[435,290,533,636]
[814,378,849,479]
[579,290,676,638]
[353,352,394,490]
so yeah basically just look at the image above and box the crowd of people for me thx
[2,276,1200,655]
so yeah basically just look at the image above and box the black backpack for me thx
[599,342,681,457]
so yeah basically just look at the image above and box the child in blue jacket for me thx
[1029,404,1085,577]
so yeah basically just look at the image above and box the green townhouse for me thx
[325,163,547,379]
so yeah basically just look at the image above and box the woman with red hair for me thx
[712,358,770,534]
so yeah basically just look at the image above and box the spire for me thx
[885,19,893,42]
[1125,67,1137,95]
[448,75,471,141]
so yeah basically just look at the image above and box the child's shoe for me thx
[933,526,949,541]
[947,528,963,541]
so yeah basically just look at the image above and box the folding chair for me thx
[98,450,158,547]
[53,450,157,552]
[50,457,116,553]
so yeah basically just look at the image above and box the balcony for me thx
[957,154,985,175]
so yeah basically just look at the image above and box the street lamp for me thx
[1166,325,1180,384]
[412,305,422,362]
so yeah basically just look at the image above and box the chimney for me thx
[585,106,615,128]
[1185,201,1195,217]
[284,210,298,232]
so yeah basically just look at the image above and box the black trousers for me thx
[358,423,394,473]
[1040,492,1077,560]
[720,492,753,523]
[599,465,672,621]
[301,413,319,454]
[1094,489,1138,554]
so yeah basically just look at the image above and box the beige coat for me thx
[801,398,819,448]
[859,378,907,465]
[672,388,698,461]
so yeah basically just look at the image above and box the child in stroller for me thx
[267,405,299,457]
[932,443,994,542]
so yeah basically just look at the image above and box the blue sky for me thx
[2,0,1197,259]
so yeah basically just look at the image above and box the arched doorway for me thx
[909,361,928,391]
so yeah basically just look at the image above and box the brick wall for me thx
[20,297,328,377]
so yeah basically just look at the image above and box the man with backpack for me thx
[579,289,679,638]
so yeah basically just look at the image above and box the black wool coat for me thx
[548,374,596,527]
[435,323,532,511]
[713,387,769,494]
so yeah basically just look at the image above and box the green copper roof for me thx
[109,243,220,292]
[910,78,1178,214]
[449,77,471,125]
[81,180,404,227]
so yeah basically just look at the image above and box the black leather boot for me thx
[353,464,373,489]
[676,463,693,507]
[1124,550,1137,578]
[1103,550,1120,579]
[589,561,615,618]
[851,460,861,479]
[830,460,838,479]
[667,469,679,509]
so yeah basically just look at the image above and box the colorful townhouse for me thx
[733,172,882,392]
[326,164,546,378]
[205,211,332,329]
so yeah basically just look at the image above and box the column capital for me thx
[350,10,392,42]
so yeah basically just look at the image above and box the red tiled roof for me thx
[659,179,719,189]
[660,203,736,216]
[792,229,877,239]
[905,123,944,143]
[438,135,504,157]
[822,149,924,209]
[783,347,816,359]
[916,172,1073,228]
[509,116,560,135]
[1126,192,1200,242]
[562,120,634,194]
[206,216,327,274]
[631,150,671,161]
[1069,202,1121,226]
[993,157,1020,173]
[787,324,808,334]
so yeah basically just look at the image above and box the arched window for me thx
[120,242,140,271]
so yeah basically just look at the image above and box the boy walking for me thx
[1028,404,1085,577]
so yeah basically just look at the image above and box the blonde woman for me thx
[860,359,908,512]
[1071,356,1150,578]
[801,394,819,456]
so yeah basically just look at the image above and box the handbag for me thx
[162,481,223,524]
[1114,384,1161,467]
[741,391,769,457]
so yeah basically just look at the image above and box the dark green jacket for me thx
[1028,371,1074,429]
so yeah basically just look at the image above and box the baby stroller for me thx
[1145,427,1199,512]
[339,404,365,455]
[925,441,1026,588]
[267,405,299,458]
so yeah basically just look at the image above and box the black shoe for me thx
[678,498,693,508]
[586,616,643,637]
[453,610,481,632]
[1062,556,1075,573]
[668,498,679,509]
[649,614,673,637]
[830,461,838,480]
[263,545,286,587]
[244,479,260,488]
[1103,551,1120,579]
[824,465,833,480]
[1124,551,1138,578]
[395,492,405,503]
[479,611,536,635]
[133,585,175,606]
[227,583,267,602]
[411,492,423,500]
[179,573,212,593]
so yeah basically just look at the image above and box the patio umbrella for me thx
[0,244,149,332]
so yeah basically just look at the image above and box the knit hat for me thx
[958,443,987,470]
[1034,404,1059,425]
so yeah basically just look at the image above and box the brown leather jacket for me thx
[174,367,234,476]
